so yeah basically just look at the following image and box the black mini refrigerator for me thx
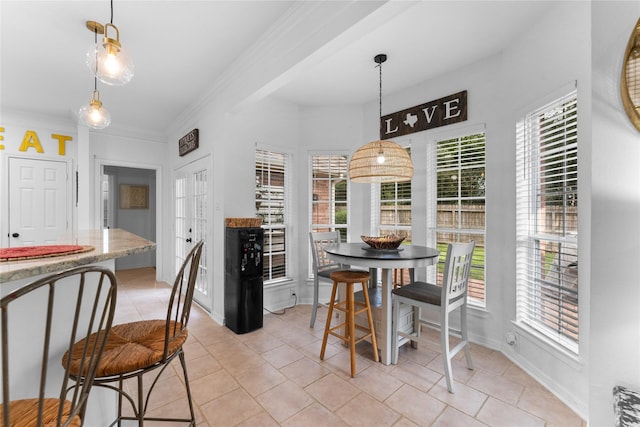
[224,226,264,334]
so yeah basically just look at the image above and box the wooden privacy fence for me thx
[381,204,577,247]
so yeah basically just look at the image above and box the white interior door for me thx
[175,156,210,311]
[8,157,70,246]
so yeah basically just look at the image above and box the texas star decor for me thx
[380,90,467,139]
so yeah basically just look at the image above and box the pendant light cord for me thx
[93,28,98,91]
[378,61,383,121]
[110,0,114,24]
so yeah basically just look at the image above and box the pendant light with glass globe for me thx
[78,22,111,129]
[85,0,134,86]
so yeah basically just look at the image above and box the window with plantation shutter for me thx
[378,146,412,242]
[516,88,578,353]
[256,148,289,283]
[310,154,349,240]
[427,131,486,305]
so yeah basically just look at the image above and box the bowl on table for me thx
[360,235,406,250]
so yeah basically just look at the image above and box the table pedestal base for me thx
[354,287,416,354]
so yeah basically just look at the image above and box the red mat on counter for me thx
[0,245,94,261]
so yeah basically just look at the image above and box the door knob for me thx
[11,233,19,238]
[186,238,192,243]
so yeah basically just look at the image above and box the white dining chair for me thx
[309,231,364,328]
[391,241,476,393]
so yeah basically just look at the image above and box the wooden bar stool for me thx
[320,270,379,377]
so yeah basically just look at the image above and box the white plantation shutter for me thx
[516,88,579,353]
[310,154,349,236]
[428,131,486,305]
[256,148,289,283]
[379,145,412,240]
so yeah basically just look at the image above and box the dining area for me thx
[316,234,440,365]
[309,230,476,394]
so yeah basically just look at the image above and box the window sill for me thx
[264,278,294,289]
[511,320,583,370]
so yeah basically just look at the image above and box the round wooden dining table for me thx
[323,242,439,365]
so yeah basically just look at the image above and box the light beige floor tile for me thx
[189,369,239,406]
[282,402,349,427]
[390,360,442,392]
[184,352,222,380]
[304,373,360,411]
[518,383,584,426]
[348,363,404,402]
[142,396,203,426]
[256,380,314,422]
[279,357,331,387]
[392,417,420,426]
[476,396,544,427]
[242,329,286,353]
[384,384,447,426]
[235,410,280,427]
[142,370,189,412]
[114,269,586,427]
[235,362,287,396]
[426,354,476,385]
[501,363,542,388]
[428,377,488,417]
[320,348,375,378]
[216,350,267,377]
[182,339,210,361]
[432,406,488,427]
[200,387,263,427]
[467,370,524,406]
[395,341,440,366]
[470,348,511,375]
[336,392,401,426]
[261,343,305,369]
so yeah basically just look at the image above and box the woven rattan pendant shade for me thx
[349,53,413,183]
[349,140,413,183]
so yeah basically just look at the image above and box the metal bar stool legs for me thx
[319,270,379,377]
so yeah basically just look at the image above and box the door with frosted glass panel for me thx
[174,156,211,311]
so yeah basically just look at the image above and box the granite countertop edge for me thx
[0,229,156,283]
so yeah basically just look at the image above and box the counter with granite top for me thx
[0,228,156,283]
[0,228,155,424]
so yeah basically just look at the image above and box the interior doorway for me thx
[95,159,162,279]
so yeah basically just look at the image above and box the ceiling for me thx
[1,1,553,140]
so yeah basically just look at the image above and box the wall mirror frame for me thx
[621,17,640,132]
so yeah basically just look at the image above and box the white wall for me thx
[295,104,365,305]
[590,2,640,425]
[166,96,302,322]
[497,1,591,417]
[0,112,78,247]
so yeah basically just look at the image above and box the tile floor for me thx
[112,267,586,426]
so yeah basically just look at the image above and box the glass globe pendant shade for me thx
[86,23,134,86]
[78,90,111,129]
